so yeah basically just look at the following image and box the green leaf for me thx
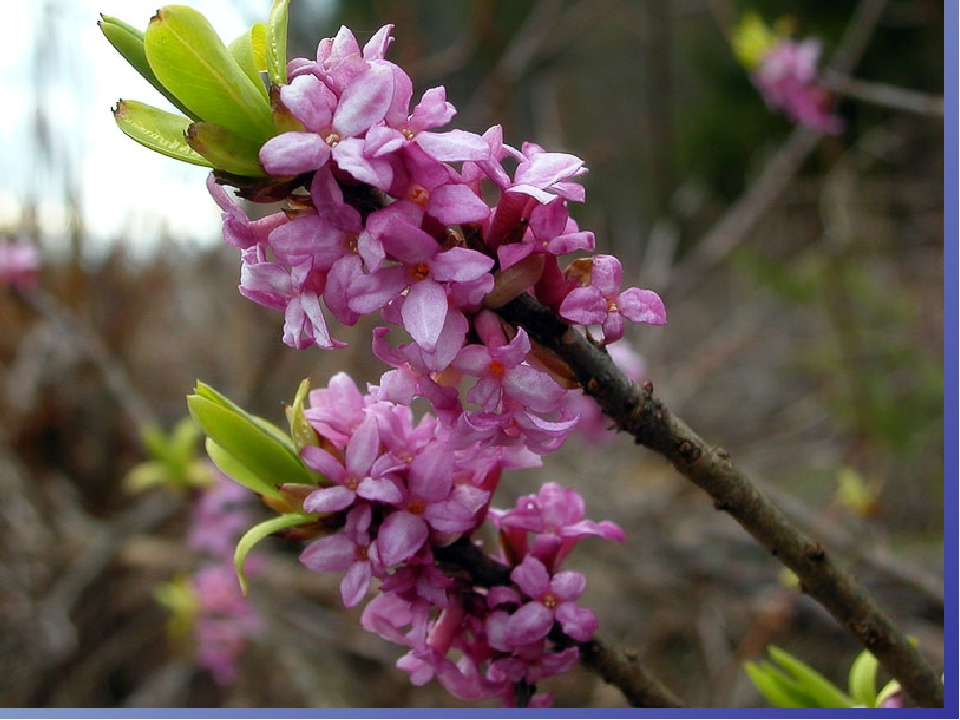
[99,14,199,119]
[875,679,902,708]
[234,513,313,594]
[187,382,318,498]
[205,437,282,500]
[745,662,816,708]
[768,646,855,707]
[188,394,315,493]
[228,23,269,100]
[113,100,213,166]
[185,121,266,176]
[139,422,172,462]
[287,378,321,454]
[192,381,297,454]
[848,650,880,707]
[170,417,203,457]
[124,462,169,492]
[265,0,290,85]
[144,5,275,143]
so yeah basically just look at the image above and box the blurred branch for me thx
[14,286,157,427]
[11,286,183,660]
[671,0,890,294]
[824,72,944,117]
[494,291,943,708]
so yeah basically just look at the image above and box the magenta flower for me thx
[496,196,595,270]
[0,240,40,288]
[349,245,493,353]
[259,62,396,182]
[376,440,488,566]
[303,371,373,450]
[301,415,403,513]
[503,555,597,645]
[559,254,667,343]
[188,471,253,559]
[300,504,382,607]
[753,37,843,134]
[453,313,565,414]
[206,174,287,249]
[491,481,626,573]
[191,563,261,685]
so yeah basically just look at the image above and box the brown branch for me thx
[494,292,943,708]
[433,539,684,708]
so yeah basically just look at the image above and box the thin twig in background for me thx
[14,285,158,428]
[494,291,943,708]
[824,73,944,117]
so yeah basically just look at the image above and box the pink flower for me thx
[376,440,488,566]
[491,482,626,573]
[453,312,565,414]
[206,174,286,249]
[559,254,667,344]
[191,563,261,685]
[300,504,382,606]
[504,555,597,645]
[753,38,843,134]
[0,240,40,288]
[301,415,403,513]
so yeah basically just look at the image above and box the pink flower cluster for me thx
[291,371,625,705]
[752,37,843,134]
[205,24,663,705]
[187,473,261,685]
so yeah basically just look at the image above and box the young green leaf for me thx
[265,0,290,85]
[124,462,170,492]
[192,381,297,455]
[144,5,275,143]
[204,437,283,501]
[99,14,199,119]
[187,393,316,493]
[228,23,269,100]
[767,646,854,707]
[234,513,313,594]
[744,662,816,708]
[186,121,267,176]
[848,649,879,707]
[287,378,321,454]
[113,100,213,166]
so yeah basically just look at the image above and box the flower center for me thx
[343,474,360,491]
[408,497,426,515]
[401,128,416,141]
[409,262,431,281]
[489,360,506,377]
[541,592,558,610]
[408,184,430,205]
[355,545,369,561]
[324,132,341,147]
[606,298,619,313]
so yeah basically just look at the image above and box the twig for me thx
[494,291,943,708]
[824,73,944,117]
[433,539,685,708]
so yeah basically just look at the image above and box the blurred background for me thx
[0,0,944,708]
